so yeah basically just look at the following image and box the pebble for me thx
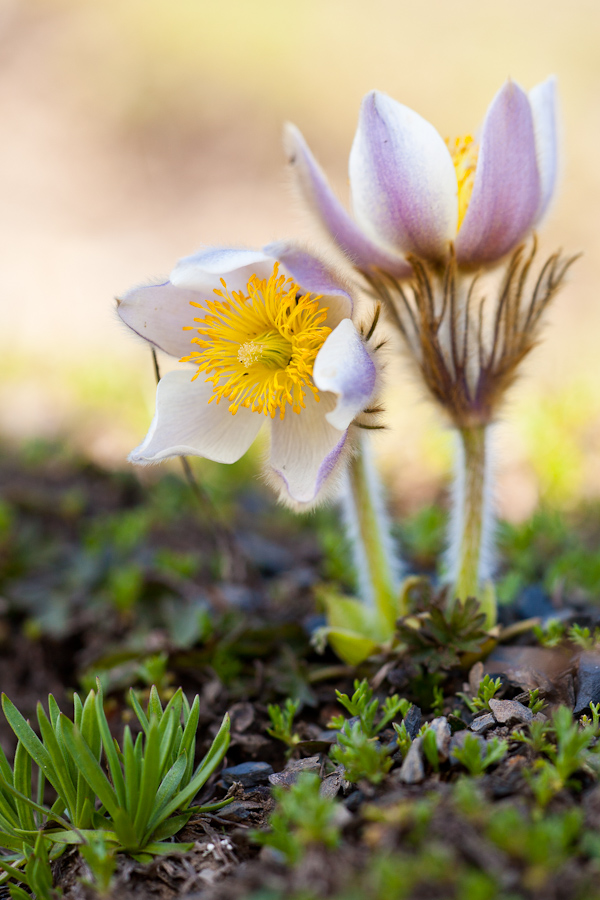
[488,698,533,726]
[403,704,422,740]
[220,761,274,788]
[268,755,321,787]
[470,712,496,734]
[574,653,600,715]
[429,717,451,761]
[398,736,425,784]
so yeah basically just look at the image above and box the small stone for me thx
[398,737,425,784]
[488,698,533,726]
[468,661,485,694]
[430,717,451,761]
[268,755,321,787]
[221,761,274,788]
[403,705,422,740]
[228,702,255,733]
[470,712,495,734]
[574,653,600,715]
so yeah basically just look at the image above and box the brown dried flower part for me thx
[364,240,579,429]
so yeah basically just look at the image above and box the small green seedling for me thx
[421,727,440,773]
[568,623,600,651]
[527,689,547,715]
[254,771,341,865]
[267,698,301,749]
[456,675,502,714]
[328,679,409,738]
[580,702,600,732]
[451,735,507,776]
[79,832,117,896]
[330,721,392,784]
[533,618,566,648]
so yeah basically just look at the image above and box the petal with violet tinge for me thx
[313,320,377,431]
[456,81,541,265]
[129,370,263,465]
[349,91,458,261]
[269,392,348,506]
[529,76,558,223]
[171,246,275,293]
[264,240,353,327]
[285,123,412,278]
[117,281,205,359]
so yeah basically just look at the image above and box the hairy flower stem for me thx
[449,424,496,623]
[342,434,402,628]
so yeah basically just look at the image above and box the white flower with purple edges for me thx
[286,77,557,273]
[117,243,380,509]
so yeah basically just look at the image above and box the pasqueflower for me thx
[117,243,381,509]
[286,77,557,273]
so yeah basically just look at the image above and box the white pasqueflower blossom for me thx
[117,243,382,510]
[286,77,557,273]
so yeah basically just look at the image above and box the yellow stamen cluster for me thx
[447,134,479,229]
[181,264,331,419]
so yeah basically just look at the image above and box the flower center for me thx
[181,263,331,419]
[447,133,478,230]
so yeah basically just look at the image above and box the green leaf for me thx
[145,752,188,836]
[158,709,179,776]
[47,695,61,731]
[147,686,163,723]
[2,696,58,790]
[129,690,149,735]
[57,716,120,820]
[36,704,77,817]
[179,696,199,784]
[8,886,31,900]
[111,808,138,851]
[149,812,192,843]
[133,719,162,840]
[13,742,35,833]
[123,727,139,818]
[159,713,230,821]
[95,692,127,810]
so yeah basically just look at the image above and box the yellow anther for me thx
[181,264,331,419]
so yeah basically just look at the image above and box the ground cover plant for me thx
[2,441,600,898]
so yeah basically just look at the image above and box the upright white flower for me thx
[117,243,382,510]
[286,77,558,273]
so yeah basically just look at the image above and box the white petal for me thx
[268,392,348,505]
[117,281,204,359]
[284,123,412,278]
[349,91,458,259]
[529,76,558,222]
[313,320,377,430]
[455,80,541,265]
[171,247,275,293]
[130,369,263,465]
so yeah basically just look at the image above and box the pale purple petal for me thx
[529,76,558,222]
[313,320,376,430]
[285,123,412,277]
[269,392,348,505]
[117,282,204,359]
[171,247,275,293]
[130,370,263,465]
[264,240,353,326]
[349,91,458,260]
[456,81,542,265]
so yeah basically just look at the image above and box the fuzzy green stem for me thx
[451,424,491,607]
[343,435,401,629]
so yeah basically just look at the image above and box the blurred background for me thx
[1,0,600,521]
